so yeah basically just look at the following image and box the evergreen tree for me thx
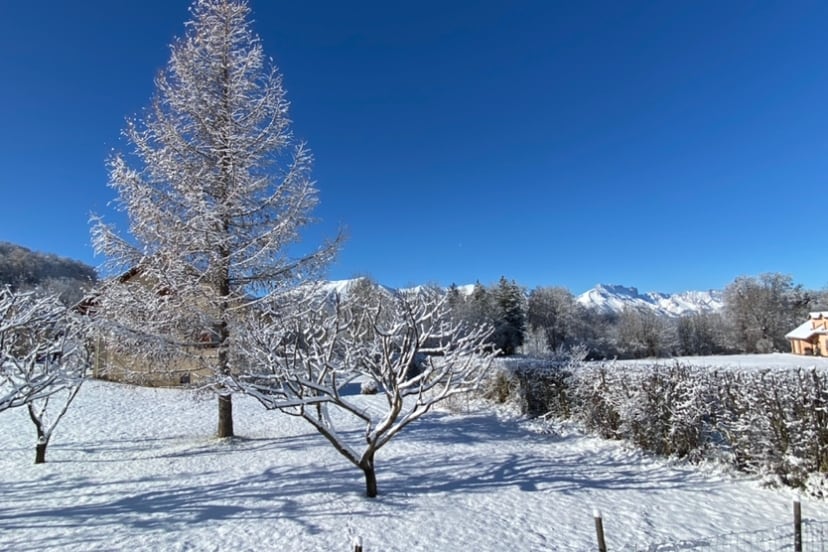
[446,283,462,311]
[492,276,526,355]
[466,280,494,328]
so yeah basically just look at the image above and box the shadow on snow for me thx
[0,406,721,550]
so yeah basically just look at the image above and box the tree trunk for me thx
[28,403,49,464]
[217,393,234,438]
[34,441,47,464]
[360,452,378,498]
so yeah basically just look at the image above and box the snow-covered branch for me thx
[0,289,86,409]
[232,290,496,497]
[0,288,90,462]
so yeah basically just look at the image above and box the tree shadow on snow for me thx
[400,410,552,445]
[48,432,315,464]
[0,408,725,550]
[377,411,722,498]
[0,462,386,549]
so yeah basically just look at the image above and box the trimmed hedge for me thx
[492,359,828,491]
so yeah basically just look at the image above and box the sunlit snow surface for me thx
[2,355,827,551]
[610,352,828,371]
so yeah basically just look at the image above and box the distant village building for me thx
[786,312,828,357]
[87,267,220,387]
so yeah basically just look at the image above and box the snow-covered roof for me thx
[810,312,828,319]
[786,320,828,340]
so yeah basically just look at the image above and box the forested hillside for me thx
[0,242,97,304]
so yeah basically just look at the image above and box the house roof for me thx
[810,312,828,319]
[786,320,828,340]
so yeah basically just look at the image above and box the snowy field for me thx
[606,352,828,371]
[2,374,827,551]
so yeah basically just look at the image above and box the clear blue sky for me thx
[1,1,827,294]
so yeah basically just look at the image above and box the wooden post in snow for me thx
[794,496,802,552]
[594,509,607,552]
[352,535,363,552]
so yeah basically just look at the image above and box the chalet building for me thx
[87,267,221,387]
[786,312,828,357]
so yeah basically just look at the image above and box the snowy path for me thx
[0,380,825,551]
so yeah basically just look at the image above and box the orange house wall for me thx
[789,335,828,357]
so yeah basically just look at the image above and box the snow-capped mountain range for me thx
[312,278,398,298]
[575,284,723,318]
[315,279,723,318]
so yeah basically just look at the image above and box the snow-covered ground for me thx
[1,376,826,551]
[608,352,828,371]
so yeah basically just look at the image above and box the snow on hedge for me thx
[498,353,828,494]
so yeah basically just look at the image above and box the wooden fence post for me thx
[352,535,363,552]
[793,496,802,552]
[594,509,607,552]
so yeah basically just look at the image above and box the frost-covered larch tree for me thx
[92,0,339,438]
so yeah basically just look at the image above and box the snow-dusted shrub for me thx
[712,368,828,488]
[517,363,572,418]
[568,364,621,439]
[360,379,378,395]
[492,357,575,418]
[610,364,711,459]
[482,366,519,405]
[509,357,828,491]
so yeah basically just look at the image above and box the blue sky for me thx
[1,1,826,294]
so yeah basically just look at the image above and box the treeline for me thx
[447,277,528,355]
[447,273,827,359]
[0,242,97,305]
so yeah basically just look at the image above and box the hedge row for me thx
[490,359,828,491]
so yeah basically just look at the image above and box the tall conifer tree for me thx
[92,0,339,437]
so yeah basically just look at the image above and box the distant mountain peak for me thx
[592,283,641,296]
[577,283,723,318]
[307,278,723,319]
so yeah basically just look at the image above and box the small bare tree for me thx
[0,288,89,463]
[233,290,496,497]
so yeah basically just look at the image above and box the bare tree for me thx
[233,291,496,497]
[812,287,828,311]
[91,0,339,437]
[341,277,396,345]
[676,312,728,356]
[527,286,586,353]
[723,273,811,353]
[616,306,669,358]
[0,288,89,463]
